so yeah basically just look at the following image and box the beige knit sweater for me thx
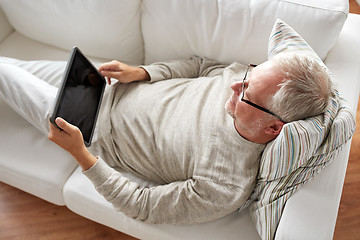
[84,56,265,224]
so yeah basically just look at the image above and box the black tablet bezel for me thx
[49,46,105,147]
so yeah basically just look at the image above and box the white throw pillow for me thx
[0,0,143,64]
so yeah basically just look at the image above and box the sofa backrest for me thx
[141,0,349,65]
[0,0,144,65]
[0,5,12,43]
[0,0,348,65]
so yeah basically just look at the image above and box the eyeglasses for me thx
[241,64,287,123]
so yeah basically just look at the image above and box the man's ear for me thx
[264,120,285,136]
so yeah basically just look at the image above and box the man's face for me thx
[225,60,283,138]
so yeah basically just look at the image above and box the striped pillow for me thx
[248,19,356,240]
[268,19,321,60]
[268,18,334,80]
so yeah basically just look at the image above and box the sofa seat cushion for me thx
[0,31,71,61]
[0,98,77,205]
[0,31,110,63]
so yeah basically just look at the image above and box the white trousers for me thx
[0,57,70,136]
[0,57,101,143]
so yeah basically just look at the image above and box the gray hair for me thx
[268,53,334,122]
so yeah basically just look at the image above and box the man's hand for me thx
[48,117,97,170]
[98,60,150,85]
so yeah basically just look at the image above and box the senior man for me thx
[0,53,332,224]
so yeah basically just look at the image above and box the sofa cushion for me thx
[141,0,348,65]
[248,19,356,240]
[0,98,77,205]
[0,6,12,43]
[0,57,80,205]
[0,32,72,61]
[0,0,143,64]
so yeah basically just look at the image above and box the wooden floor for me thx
[0,1,360,240]
[334,102,360,240]
[0,182,137,240]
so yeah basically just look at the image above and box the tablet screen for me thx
[51,47,105,146]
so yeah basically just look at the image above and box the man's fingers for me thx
[48,119,64,142]
[98,60,121,72]
[55,117,78,134]
[100,70,120,79]
[100,70,123,84]
[49,119,57,131]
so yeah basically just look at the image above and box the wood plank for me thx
[350,0,360,13]
[0,182,137,240]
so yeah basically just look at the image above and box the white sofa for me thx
[0,1,359,239]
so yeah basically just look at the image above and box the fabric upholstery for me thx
[0,0,143,64]
[141,0,347,65]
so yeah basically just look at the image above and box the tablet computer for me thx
[50,46,105,146]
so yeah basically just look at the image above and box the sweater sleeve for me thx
[141,56,226,83]
[83,157,248,224]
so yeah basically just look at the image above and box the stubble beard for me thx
[225,99,236,119]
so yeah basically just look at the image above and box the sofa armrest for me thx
[0,7,13,43]
[325,13,360,112]
[275,14,360,240]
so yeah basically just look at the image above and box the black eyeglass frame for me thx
[241,64,287,123]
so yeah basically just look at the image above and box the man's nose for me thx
[231,81,243,92]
